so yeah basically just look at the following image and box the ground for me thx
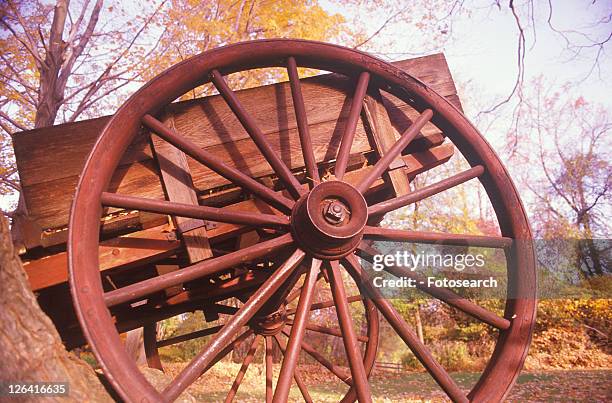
[162,363,611,402]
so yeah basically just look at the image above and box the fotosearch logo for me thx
[371,251,485,272]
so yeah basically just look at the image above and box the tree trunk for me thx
[35,0,69,128]
[0,216,113,402]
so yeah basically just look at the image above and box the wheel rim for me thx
[68,39,536,402]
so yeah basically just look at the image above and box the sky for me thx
[323,0,611,120]
[445,1,611,107]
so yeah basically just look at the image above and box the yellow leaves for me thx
[537,298,611,333]
[139,0,354,88]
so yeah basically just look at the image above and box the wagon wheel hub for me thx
[291,180,367,259]
[250,305,288,336]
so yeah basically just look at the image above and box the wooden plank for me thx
[363,89,411,197]
[403,142,454,178]
[39,211,166,249]
[14,54,462,231]
[23,225,181,291]
[153,115,213,263]
[392,53,463,113]
[11,197,43,252]
[21,158,165,231]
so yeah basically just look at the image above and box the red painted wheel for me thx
[69,39,536,402]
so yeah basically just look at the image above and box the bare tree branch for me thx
[0,111,28,132]
[353,7,407,50]
[478,0,526,116]
[58,0,103,93]
[0,18,45,68]
[66,0,168,122]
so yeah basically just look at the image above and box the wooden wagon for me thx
[12,39,536,403]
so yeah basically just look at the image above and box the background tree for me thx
[511,79,610,278]
[0,0,168,216]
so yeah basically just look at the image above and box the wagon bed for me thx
[14,53,460,291]
[10,54,461,353]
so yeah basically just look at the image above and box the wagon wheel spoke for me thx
[162,328,254,380]
[356,109,433,193]
[273,258,321,402]
[335,71,370,180]
[273,334,314,403]
[104,233,294,307]
[362,226,513,249]
[143,114,294,213]
[101,192,289,228]
[162,249,306,401]
[205,329,255,373]
[327,260,372,402]
[286,294,363,315]
[287,56,320,187]
[210,70,305,200]
[265,336,274,402]
[143,323,163,371]
[343,255,468,403]
[358,243,511,329]
[285,270,325,305]
[368,165,484,217]
[225,334,261,403]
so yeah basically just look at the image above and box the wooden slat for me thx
[153,115,213,263]
[403,142,454,178]
[22,158,165,231]
[13,54,462,231]
[363,89,412,197]
[23,225,181,291]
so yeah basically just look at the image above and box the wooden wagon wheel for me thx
[68,39,536,402]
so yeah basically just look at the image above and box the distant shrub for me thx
[434,341,470,371]
[400,352,421,370]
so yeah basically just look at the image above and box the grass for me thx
[160,362,611,402]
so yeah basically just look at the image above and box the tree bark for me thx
[35,0,104,128]
[0,216,113,402]
[35,0,69,128]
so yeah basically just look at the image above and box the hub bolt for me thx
[324,200,347,224]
